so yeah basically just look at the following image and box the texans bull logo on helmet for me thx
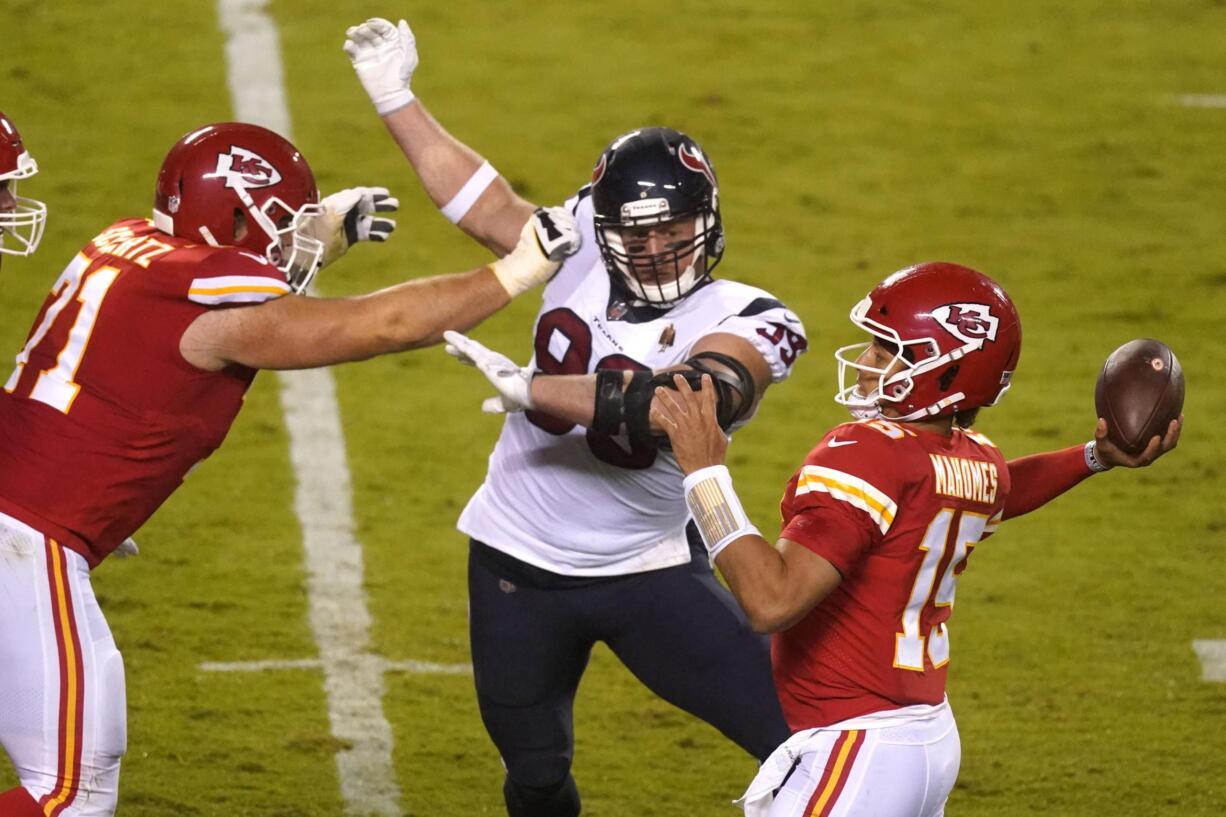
[678,143,716,188]
[931,303,999,345]
[206,146,282,191]
[591,152,608,185]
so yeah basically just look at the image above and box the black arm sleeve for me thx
[592,351,757,446]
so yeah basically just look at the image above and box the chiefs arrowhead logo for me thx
[931,303,999,345]
[207,146,282,190]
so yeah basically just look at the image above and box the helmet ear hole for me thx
[233,208,247,241]
[938,364,960,392]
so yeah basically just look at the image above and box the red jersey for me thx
[772,417,1012,729]
[0,218,291,566]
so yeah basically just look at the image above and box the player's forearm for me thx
[715,537,808,633]
[1002,444,1092,520]
[530,368,696,432]
[381,103,531,255]
[342,267,512,358]
[529,374,599,426]
[204,267,510,370]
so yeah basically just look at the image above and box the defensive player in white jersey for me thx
[0,112,48,266]
[345,18,804,816]
[653,262,1181,817]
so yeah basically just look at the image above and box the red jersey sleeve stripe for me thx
[796,466,897,534]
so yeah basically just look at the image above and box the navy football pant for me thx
[468,538,789,814]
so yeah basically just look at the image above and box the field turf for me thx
[2,1,1223,814]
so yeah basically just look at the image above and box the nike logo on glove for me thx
[827,439,858,448]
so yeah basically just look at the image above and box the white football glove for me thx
[306,186,399,270]
[343,18,418,115]
[114,537,140,558]
[443,330,535,414]
[490,207,582,297]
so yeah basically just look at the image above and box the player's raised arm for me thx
[181,208,578,371]
[343,17,534,256]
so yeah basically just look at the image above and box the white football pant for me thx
[0,512,126,816]
[742,702,959,817]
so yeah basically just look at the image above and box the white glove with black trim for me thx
[343,18,418,115]
[443,330,535,414]
[307,186,399,270]
[490,207,581,297]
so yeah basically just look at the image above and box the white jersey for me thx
[458,190,807,575]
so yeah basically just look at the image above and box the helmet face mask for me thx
[0,112,47,256]
[249,194,325,292]
[0,182,48,257]
[591,127,724,307]
[153,123,322,291]
[832,263,1022,422]
[598,211,718,305]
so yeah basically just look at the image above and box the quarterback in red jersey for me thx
[0,122,579,817]
[0,111,47,264]
[653,262,1181,817]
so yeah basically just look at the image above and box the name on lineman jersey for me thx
[91,224,175,268]
[929,454,998,504]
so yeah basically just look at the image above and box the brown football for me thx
[1094,338,1184,455]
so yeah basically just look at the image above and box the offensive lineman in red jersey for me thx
[0,122,579,817]
[0,112,48,266]
[652,262,1182,817]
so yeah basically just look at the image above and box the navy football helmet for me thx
[591,127,724,306]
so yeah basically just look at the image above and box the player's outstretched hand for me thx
[306,186,399,273]
[651,373,728,475]
[443,330,535,414]
[489,207,581,297]
[344,17,418,115]
[1094,414,1183,469]
[114,537,140,558]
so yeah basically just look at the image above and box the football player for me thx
[653,262,1182,817]
[345,18,802,817]
[0,121,578,817]
[0,112,48,266]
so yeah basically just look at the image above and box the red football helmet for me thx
[834,262,1022,421]
[0,111,47,256]
[152,122,324,291]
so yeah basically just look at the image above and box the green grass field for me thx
[3,1,1225,814]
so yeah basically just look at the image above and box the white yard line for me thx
[1192,640,1226,682]
[216,2,402,813]
[1173,94,1226,108]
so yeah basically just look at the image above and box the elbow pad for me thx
[591,351,757,446]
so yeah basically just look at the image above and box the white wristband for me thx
[375,89,416,117]
[683,465,761,564]
[1084,440,1111,473]
[440,161,499,224]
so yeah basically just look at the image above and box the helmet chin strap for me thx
[887,392,966,422]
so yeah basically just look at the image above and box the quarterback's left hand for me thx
[1092,414,1183,469]
[443,330,535,414]
[307,186,399,270]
